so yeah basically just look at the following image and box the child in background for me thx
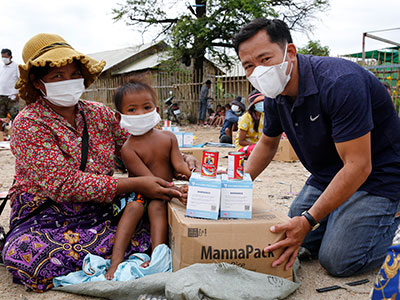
[105,79,191,279]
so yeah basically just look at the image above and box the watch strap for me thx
[302,210,318,228]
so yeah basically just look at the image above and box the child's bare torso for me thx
[123,129,175,181]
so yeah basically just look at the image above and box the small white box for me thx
[186,172,221,220]
[163,126,180,132]
[220,173,253,219]
[174,132,183,147]
[183,132,193,148]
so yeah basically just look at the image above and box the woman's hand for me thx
[137,176,182,201]
[118,176,182,201]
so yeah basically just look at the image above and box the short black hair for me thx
[113,78,157,112]
[233,18,292,56]
[205,80,212,85]
[1,49,12,56]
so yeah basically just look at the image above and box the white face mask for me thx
[2,57,10,65]
[120,109,161,136]
[231,104,240,112]
[247,45,293,99]
[40,78,85,107]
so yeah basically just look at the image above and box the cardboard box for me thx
[169,199,292,280]
[186,172,221,220]
[180,147,207,162]
[220,173,253,219]
[0,131,3,141]
[168,200,293,280]
[273,139,298,162]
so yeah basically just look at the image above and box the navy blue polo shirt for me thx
[263,54,400,200]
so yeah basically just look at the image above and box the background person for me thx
[234,91,264,158]
[0,48,19,122]
[234,18,400,276]
[197,79,212,125]
[1,33,186,292]
[219,97,245,144]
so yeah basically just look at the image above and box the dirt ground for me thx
[0,125,377,299]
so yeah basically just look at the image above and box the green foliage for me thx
[297,40,330,56]
[113,0,329,71]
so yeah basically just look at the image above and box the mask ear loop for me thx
[279,44,289,70]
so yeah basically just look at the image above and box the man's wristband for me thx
[301,211,320,231]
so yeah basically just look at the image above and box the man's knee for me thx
[319,244,371,277]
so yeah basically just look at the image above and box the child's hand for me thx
[177,184,188,206]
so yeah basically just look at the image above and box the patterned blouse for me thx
[9,98,128,204]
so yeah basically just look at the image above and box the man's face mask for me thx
[247,44,293,99]
[2,57,10,65]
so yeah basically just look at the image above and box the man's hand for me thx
[264,216,311,270]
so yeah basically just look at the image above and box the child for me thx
[105,79,191,280]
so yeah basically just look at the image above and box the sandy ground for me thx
[0,126,377,299]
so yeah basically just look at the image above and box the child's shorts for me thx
[113,192,147,216]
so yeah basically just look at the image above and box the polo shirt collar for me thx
[275,53,319,106]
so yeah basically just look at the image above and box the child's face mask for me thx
[119,109,161,136]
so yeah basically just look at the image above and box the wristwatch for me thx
[301,211,320,231]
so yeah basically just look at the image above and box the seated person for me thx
[105,79,191,279]
[2,33,186,292]
[219,97,245,144]
[207,104,221,126]
[234,91,264,158]
[214,106,226,127]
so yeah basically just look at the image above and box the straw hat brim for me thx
[16,47,105,104]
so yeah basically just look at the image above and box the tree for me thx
[112,0,329,81]
[297,40,330,56]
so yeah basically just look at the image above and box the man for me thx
[219,96,245,144]
[234,18,400,277]
[197,79,212,125]
[0,48,19,121]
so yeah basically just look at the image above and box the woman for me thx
[1,33,194,292]
[234,91,264,158]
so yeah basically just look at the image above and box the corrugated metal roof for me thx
[88,42,157,72]
[113,51,171,74]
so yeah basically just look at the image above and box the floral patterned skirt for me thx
[1,192,151,292]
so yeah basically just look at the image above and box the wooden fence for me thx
[82,63,400,121]
[82,65,253,123]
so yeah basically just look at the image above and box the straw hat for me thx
[247,90,264,109]
[15,33,106,104]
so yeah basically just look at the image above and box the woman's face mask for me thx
[254,102,264,113]
[247,44,293,99]
[40,78,85,107]
[119,109,161,136]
